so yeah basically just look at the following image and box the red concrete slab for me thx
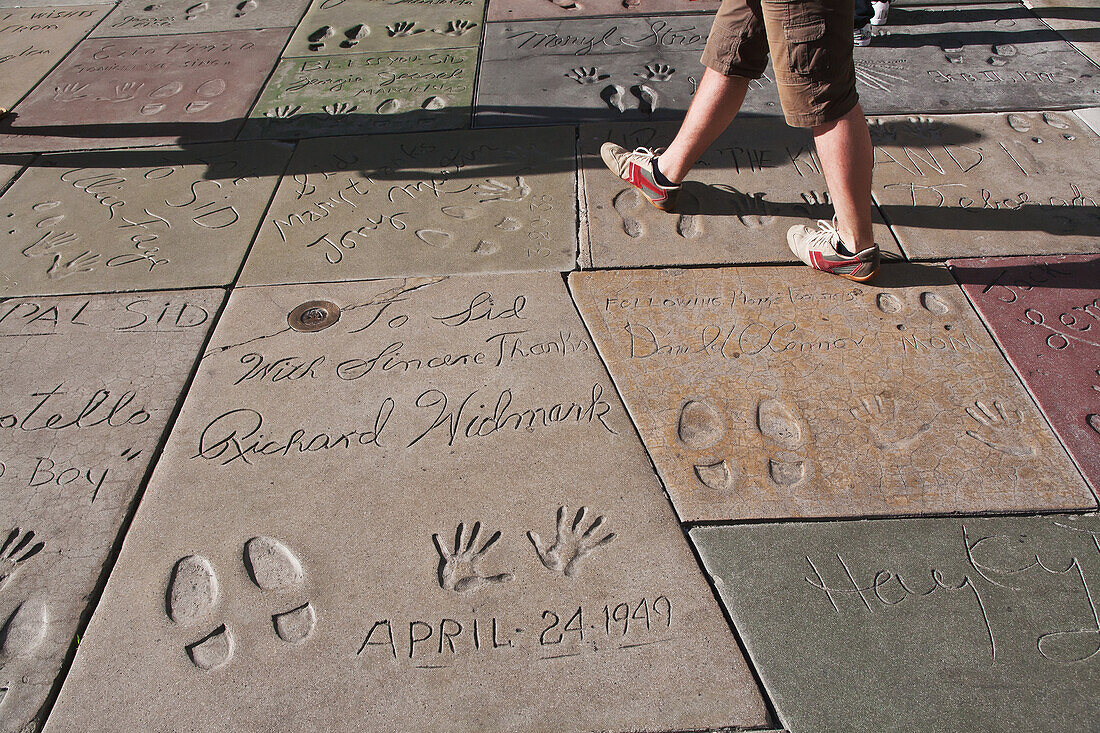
[950,254,1100,494]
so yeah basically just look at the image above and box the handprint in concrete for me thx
[528,506,616,578]
[432,522,514,593]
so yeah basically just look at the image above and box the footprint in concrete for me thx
[876,292,903,314]
[676,190,702,239]
[184,2,208,20]
[376,99,401,114]
[919,291,950,315]
[1043,113,1070,129]
[767,459,805,488]
[678,399,725,449]
[694,460,732,491]
[987,44,1017,66]
[308,25,334,52]
[633,84,658,114]
[167,555,219,626]
[1088,413,1100,436]
[941,44,964,63]
[244,537,316,644]
[757,398,808,488]
[186,624,232,670]
[1006,114,1031,133]
[234,0,257,18]
[0,599,48,659]
[601,84,628,113]
[612,188,644,238]
[422,96,447,110]
[340,24,369,48]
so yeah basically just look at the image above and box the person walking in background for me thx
[854,0,873,46]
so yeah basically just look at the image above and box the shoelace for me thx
[805,218,842,250]
[629,146,660,161]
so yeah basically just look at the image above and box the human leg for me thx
[812,102,875,252]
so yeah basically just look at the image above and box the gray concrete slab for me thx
[42,274,768,733]
[0,141,292,297]
[0,288,223,733]
[0,5,112,112]
[691,513,1100,733]
[91,0,312,37]
[1024,0,1100,65]
[0,154,29,193]
[240,50,476,139]
[569,263,1096,521]
[579,120,902,268]
[854,4,1100,115]
[1075,106,1100,135]
[239,128,577,285]
[284,0,486,56]
[869,111,1100,259]
[486,0,721,22]
[475,15,783,127]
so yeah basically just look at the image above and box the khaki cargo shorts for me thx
[701,0,859,127]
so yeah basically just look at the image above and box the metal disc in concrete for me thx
[579,120,902,268]
[283,0,486,56]
[569,264,1095,521]
[854,4,1100,115]
[0,288,223,733]
[8,29,291,144]
[239,128,577,284]
[950,254,1100,493]
[42,274,768,733]
[691,513,1100,733]
[240,49,476,139]
[90,0,313,37]
[475,15,783,127]
[0,141,292,297]
[869,111,1100,259]
[487,0,721,22]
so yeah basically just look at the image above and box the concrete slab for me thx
[0,288,223,733]
[0,5,111,112]
[240,50,475,140]
[8,29,291,144]
[0,154,29,192]
[475,15,782,127]
[579,121,902,268]
[284,0,486,56]
[239,128,576,285]
[950,254,1100,494]
[1023,0,1100,66]
[42,274,768,733]
[568,264,1096,521]
[0,141,292,297]
[1076,106,1100,136]
[869,111,1100,259]
[91,0,312,37]
[486,0,721,22]
[691,513,1100,733]
[854,4,1100,115]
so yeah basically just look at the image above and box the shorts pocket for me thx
[785,19,828,77]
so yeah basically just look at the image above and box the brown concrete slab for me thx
[1024,0,1100,65]
[0,288,223,733]
[869,111,1100,259]
[0,5,111,112]
[579,121,902,268]
[43,274,768,733]
[284,0,486,56]
[569,264,1096,522]
[239,128,576,285]
[692,513,1100,733]
[91,0,312,37]
[7,29,291,145]
[0,141,292,297]
[486,0,720,22]
[950,254,1100,494]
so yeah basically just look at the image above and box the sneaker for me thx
[871,0,889,26]
[854,24,872,47]
[599,143,681,211]
[787,219,880,282]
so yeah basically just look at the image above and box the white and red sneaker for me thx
[787,219,880,282]
[599,143,681,211]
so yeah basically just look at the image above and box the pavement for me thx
[0,0,1097,731]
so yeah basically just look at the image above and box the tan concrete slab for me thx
[91,0,312,37]
[284,0,486,56]
[869,111,1100,259]
[1024,0,1100,65]
[0,288,223,733]
[569,264,1096,522]
[0,5,111,112]
[487,0,721,22]
[239,128,577,285]
[43,274,768,733]
[580,121,902,268]
[0,141,292,297]
[0,153,30,192]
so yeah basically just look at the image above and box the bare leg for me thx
[657,68,751,183]
[811,103,875,252]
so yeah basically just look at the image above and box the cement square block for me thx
[0,141,292,297]
[691,513,1100,733]
[43,274,768,733]
[8,29,291,144]
[0,154,30,192]
[486,0,720,22]
[569,264,1096,521]
[853,4,1100,115]
[239,128,577,284]
[579,121,902,268]
[869,111,1100,259]
[1076,106,1100,136]
[950,254,1100,494]
[91,0,313,37]
[1022,0,1100,65]
[0,5,111,112]
[284,0,486,56]
[0,288,223,733]
[475,15,783,127]
[240,49,475,139]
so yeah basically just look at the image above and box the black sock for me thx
[652,157,676,188]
